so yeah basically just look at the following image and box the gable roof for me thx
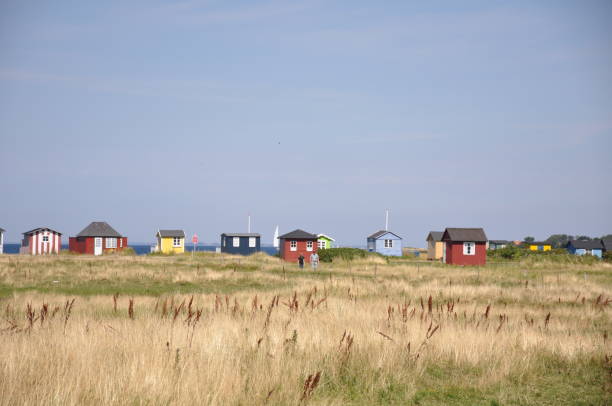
[278,229,317,239]
[426,231,443,242]
[317,234,335,241]
[567,239,603,250]
[76,222,122,238]
[442,228,487,242]
[23,227,62,236]
[368,230,402,240]
[157,229,185,238]
[221,233,261,237]
[523,241,551,246]
[603,238,612,251]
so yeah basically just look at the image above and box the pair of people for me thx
[297,252,319,270]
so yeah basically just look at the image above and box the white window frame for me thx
[173,237,182,247]
[290,240,297,251]
[233,237,240,247]
[106,238,117,249]
[42,235,49,242]
[306,241,313,251]
[318,240,326,249]
[384,239,393,248]
[119,238,123,248]
[249,237,256,248]
[463,242,475,255]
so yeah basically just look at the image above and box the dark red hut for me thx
[69,222,127,255]
[442,228,487,266]
[278,229,318,263]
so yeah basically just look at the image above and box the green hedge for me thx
[488,246,602,264]
[318,248,374,263]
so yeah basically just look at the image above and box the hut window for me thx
[463,242,475,255]
[120,239,123,248]
[318,240,325,249]
[249,237,256,248]
[384,239,393,248]
[290,241,297,251]
[306,241,313,251]
[106,238,117,249]
[173,237,181,247]
[233,237,240,247]
[42,236,49,242]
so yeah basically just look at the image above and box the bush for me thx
[603,251,612,262]
[488,245,523,260]
[318,248,370,263]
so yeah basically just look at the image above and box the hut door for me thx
[94,238,103,255]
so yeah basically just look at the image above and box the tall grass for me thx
[0,254,610,405]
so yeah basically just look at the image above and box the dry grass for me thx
[0,254,610,405]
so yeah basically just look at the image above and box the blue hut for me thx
[220,233,261,255]
[367,230,402,256]
[566,240,603,258]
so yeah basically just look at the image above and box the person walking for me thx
[298,254,305,269]
[310,252,319,271]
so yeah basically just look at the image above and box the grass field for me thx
[0,253,610,405]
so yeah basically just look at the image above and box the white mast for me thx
[248,213,251,233]
[385,209,389,231]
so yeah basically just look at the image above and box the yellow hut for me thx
[426,231,444,260]
[523,241,552,251]
[155,230,185,254]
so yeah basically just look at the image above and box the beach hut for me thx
[69,222,127,255]
[0,227,4,254]
[316,234,335,250]
[566,240,603,258]
[20,227,62,255]
[426,231,444,260]
[220,233,261,255]
[488,240,510,250]
[367,230,402,257]
[278,229,318,262]
[154,230,185,254]
[603,238,612,254]
[441,228,487,266]
[523,241,552,251]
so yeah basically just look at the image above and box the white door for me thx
[442,242,447,263]
[94,238,103,256]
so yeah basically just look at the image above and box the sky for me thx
[0,0,611,247]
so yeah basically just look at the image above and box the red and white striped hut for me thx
[20,227,62,255]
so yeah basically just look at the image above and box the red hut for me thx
[20,227,62,255]
[278,229,318,263]
[442,228,487,266]
[69,222,127,255]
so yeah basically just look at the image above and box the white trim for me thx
[233,237,240,247]
[306,241,313,251]
[384,239,393,248]
[248,237,256,248]
[290,240,297,251]
[316,234,335,242]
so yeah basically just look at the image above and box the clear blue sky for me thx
[1,1,610,246]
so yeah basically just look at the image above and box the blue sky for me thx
[1,0,611,246]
